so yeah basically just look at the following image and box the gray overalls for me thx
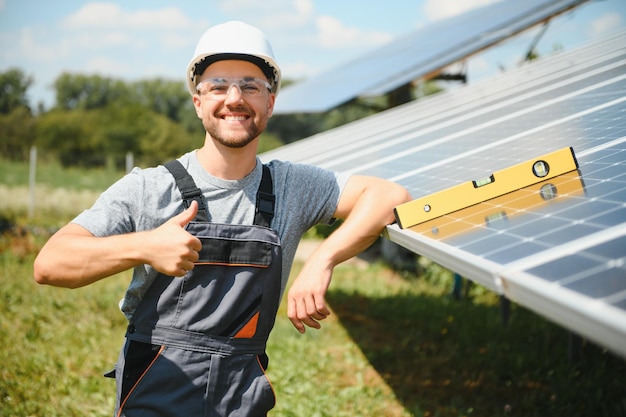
[111,161,281,417]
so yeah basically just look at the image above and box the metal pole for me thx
[28,146,37,219]
[126,152,134,174]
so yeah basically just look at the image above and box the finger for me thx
[191,236,202,252]
[173,259,193,272]
[172,200,199,227]
[287,299,306,334]
[308,297,331,320]
[175,258,196,277]
[189,248,200,262]
[301,315,321,330]
[298,296,322,329]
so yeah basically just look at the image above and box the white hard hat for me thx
[186,21,281,96]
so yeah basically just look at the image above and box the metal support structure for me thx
[524,20,551,62]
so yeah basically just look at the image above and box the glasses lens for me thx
[198,78,271,97]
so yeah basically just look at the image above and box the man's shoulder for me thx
[129,153,196,184]
[264,159,344,197]
[264,159,332,178]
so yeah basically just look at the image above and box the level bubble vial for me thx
[532,160,550,178]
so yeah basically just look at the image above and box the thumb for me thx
[172,200,199,227]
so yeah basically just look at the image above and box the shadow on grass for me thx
[326,287,626,417]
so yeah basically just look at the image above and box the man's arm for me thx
[34,202,202,288]
[287,175,411,333]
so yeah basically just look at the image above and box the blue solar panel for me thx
[261,29,626,358]
[273,0,590,114]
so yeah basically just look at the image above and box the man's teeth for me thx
[224,115,247,121]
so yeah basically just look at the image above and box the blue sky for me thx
[1,0,624,109]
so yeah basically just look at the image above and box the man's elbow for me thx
[387,183,412,213]
[33,254,54,286]
[393,183,412,205]
[33,253,75,288]
[376,183,411,226]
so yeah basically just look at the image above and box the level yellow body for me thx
[407,172,585,240]
[394,147,579,229]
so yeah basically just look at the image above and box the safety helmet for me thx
[186,21,281,96]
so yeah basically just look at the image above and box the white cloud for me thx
[18,27,72,62]
[588,12,623,37]
[61,2,193,30]
[219,0,313,27]
[281,60,320,80]
[53,2,209,71]
[315,15,392,49]
[160,32,193,50]
[82,56,130,75]
[423,0,502,21]
[76,31,136,49]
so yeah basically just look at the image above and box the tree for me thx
[131,79,188,121]
[36,109,103,167]
[0,68,33,114]
[0,69,35,159]
[54,73,131,110]
[0,107,36,160]
[130,78,204,136]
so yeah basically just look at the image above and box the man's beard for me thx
[205,124,260,149]
[203,110,267,149]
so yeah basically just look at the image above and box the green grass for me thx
[0,250,129,416]
[0,158,123,228]
[325,262,626,416]
[0,158,123,191]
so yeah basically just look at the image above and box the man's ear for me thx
[192,95,203,118]
[267,93,276,117]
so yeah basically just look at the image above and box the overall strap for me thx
[164,160,209,222]
[254,165,275,228]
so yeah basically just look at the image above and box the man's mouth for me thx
[222,115,249,121]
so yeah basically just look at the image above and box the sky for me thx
[0,0,625,110]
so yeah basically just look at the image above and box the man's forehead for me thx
[199,59,267,81]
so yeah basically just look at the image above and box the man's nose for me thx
[224,83,244,104]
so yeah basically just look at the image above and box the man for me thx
[34,21,411,416]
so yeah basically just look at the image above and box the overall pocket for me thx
[121,341,162,399]
[208,354,276,416]
[117,342,210,417]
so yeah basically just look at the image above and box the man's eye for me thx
[242,84,260,93]
[210,85,229,93]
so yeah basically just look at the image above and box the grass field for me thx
[1,160,625,416]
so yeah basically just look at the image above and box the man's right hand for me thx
[34,200,204,288]
[146,200,202,277]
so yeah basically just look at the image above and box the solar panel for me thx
[261,29,626,358]
[273,0,590,114]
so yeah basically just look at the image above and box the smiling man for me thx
[34,20,411,417]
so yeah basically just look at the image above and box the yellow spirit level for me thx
[407,172,585,239]
[394,147,579,229]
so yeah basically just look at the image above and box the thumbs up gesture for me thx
[145,201,202,277]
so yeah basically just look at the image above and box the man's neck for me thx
[196,140,258,180]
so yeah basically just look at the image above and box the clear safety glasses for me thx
[196,77,272,98]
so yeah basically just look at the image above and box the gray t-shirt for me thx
[72,151,349,320]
